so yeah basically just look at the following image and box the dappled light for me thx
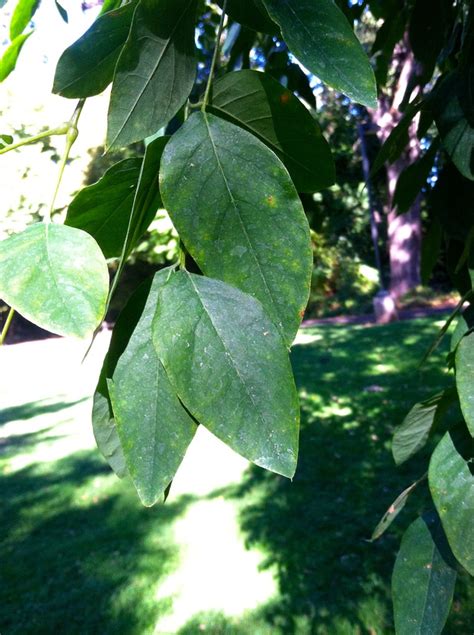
[2,317,473,633]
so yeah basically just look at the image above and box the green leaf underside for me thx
[9,0,39,40]
[110,269,197,506]
[53,2,136,98]
[432,72,474,181]
[371,478,423,541]
[93,278,154,478]
[122,135,169,261]
[66,159,142,258]
[392,389,455,465]
[0,32,32,82]
[429,426,474,575]
[92,392,128,478]
[392,513,457,635]
[210,70,335,193]
[0,224,108,338]
[262,0,376,108]
[456,332,474,436]
[107,0,197,149]
[152,270,300,478]
[219,0,278,34]
[160,112,312,346]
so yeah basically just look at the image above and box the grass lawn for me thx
[1,317,473,634]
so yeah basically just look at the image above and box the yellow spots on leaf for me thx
[266,195,277,207]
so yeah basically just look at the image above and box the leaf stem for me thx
[201,0,228,111]
[0,125,70,156]
[46,99,85,223]
[0,307,15,346]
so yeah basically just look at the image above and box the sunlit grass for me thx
[1,317,473,634]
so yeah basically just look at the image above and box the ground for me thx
[1,317,473,634]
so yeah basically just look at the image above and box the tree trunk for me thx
[372,38,422,301]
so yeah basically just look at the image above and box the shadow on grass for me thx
[0,451,193,635]
[0,398,88,426]
[179,319,474,634]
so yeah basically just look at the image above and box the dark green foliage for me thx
[392,512,457,635]
[2,1,474,631]
[53,3,136,98]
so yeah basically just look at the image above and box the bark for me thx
[372,38,422,300]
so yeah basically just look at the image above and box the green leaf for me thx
[429,426,474,575]
[371,100,422,177]
[107,0,197,149]
[9,0,39,39]
[53,3,135,98]
[0,223,108,338]
[455,331,474,436]
[92,392,128,478]
[219,0,278,34]
[210,70,335,193]
[421,218,442,286]
[392,512,457,635]
[160,112,312,346]
[261,0,377,108]
[0,32,32,82]
[451,305,474,353]
[393,139,439,214]
[92,278,154,478]
[152,270,300,478]
[66,159,142,258]
[66,138,167,259]
[109,269,198,506]
[121,135,168,261]
[0,134,13,149]
[54,0,68,23]
[371,475,426,541]
[392,388,457,465]
[432,72,474,181]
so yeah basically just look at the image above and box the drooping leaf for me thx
[120,135,169,261]
[210,69,335,192]
[92,393,128,478]
[0,223,108,338]
[431,164,474,242]
[451,304,474,353]
[54,0,68,23]
[67,137,167,259]
[392,388,457,465]
[371,100,422,177]
[393,138,439,214]
[53,2,135,98]
[9,0,39,39]
[455,331,474,436]
[409,0,446,82]
[432,71,474,181]
[160,112,312,346]
[421,218,442,286]
[66,159,142,258]
[0,32,32,82]
[107,0,197,148]
[261,0,377,108]
[429,426,474,574]
[109,269,198,506]
[371,475,426,541]
[219,0,278,34]
[152,271,300,478]
[92,278,154,478]
[392,512,457,635]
